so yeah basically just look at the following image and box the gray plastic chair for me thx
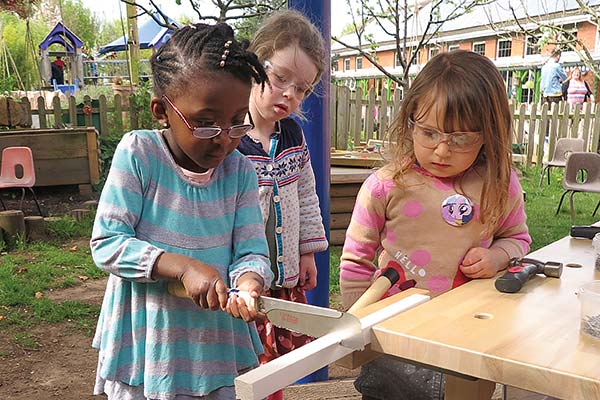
[539,138,585,186]
[556,152,600,221]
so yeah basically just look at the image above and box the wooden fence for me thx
[6,93,143,137]
[330,84,600,166]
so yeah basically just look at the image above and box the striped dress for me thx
[91,130,273,399]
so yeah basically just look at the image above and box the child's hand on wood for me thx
[226,272,264,322]
[459,247,507,279]
[298,253,318,291]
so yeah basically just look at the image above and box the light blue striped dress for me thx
[91,130,273,399]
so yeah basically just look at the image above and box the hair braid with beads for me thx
[150,22,268,98]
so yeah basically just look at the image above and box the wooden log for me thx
[83,200,99,210]
[71,208,92,222]
[234,290,430,400]
[24,216,48,242]
[0,210,25,249]
[330,183,362,197]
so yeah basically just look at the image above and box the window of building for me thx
[344,58,350,71]
[525,36,540,55]
[332,59,339,72]
[429,47,439,60]
[395,51,401,67]
[410,50,421,65]
[472,42,485,56]
[448,44,460,51]
[497,39,512,58]
[356,56,363,70]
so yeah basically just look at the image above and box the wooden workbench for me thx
[369,235,600,399]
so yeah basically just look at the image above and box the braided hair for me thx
[150,23,268,98]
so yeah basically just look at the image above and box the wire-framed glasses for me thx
[162,95,253,139]
[264,60,314,100]
[408,117,482,153]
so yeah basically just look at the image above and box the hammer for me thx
[494,257,563,293]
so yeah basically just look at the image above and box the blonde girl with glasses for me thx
[340,50,531,400]
[236,10,328,400]
[90,23,274,400]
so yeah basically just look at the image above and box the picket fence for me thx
[16,93,143,137]
[10,87,600,167]
[330,84,600,166]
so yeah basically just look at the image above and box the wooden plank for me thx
[547,102,559,160]
[330,212,352,229]
[68,96,77,126]
[83,95,93,128]
[37,96,47,129]
[330,167,373,184]
[592,103,600,153]
[33,158,90,186]
[235,292,430,400]
[526,103,537,168]
[330,183,362,197]
[0,132,88,159]
[330,197,357,213]
[330,229,346,246]
[336,86,349,150]
[129,94,138,130]
[571,103,582,138]
[536,103,548,166]
[52,96,62,127]
[99,95,108,136]
[581,102,592,149]
[20,97,33,128]
[515,103,526,144]
[365,88,375,141]
[330,84,337,149]
[379,92,388,140]
[558,101,569,139]
[114,94,123,133]
[353,87,363,148]
[86,128,100,184]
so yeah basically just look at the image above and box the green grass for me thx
[0,216,103,335]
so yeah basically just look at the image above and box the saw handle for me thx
[347,267,400,314]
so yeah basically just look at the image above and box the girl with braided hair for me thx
[91,22,273,399]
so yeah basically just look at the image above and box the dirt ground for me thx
[0,185,98,218]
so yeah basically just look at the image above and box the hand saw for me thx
[167,268,400,347]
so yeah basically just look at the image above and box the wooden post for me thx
[0,210,25,249]
[24,216,48,242]
[126,1,140,86]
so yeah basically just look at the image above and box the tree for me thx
[496,0,600,78]
[35,0,100,50]
[332,0,490,92]
[121,0,285,31]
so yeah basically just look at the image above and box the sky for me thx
[80,0,350,37]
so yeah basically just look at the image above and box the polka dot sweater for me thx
[340,164,531,306]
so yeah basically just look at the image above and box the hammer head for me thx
[542,261,563,278]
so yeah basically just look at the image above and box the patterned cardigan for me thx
[238,118,328,288]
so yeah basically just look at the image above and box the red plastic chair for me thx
[0,147,44,216]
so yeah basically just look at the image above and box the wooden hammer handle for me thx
[347,268,400,314]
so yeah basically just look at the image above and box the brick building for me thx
[331,0,600,103]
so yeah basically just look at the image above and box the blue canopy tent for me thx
[99,15,180,55]
[39,22,85,92]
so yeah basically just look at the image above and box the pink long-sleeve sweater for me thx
[340,164,531,307]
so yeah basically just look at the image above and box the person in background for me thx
[541,48,567,105]
[237,9,328,400]
[88,56,99,85]
[90,22,273,400]
[339,50,531,400]
[562,67,593,105]
[51,55,65,85]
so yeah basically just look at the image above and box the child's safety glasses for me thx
[162,95,253,139]
[264,60,313,100]
[408,117,482,153]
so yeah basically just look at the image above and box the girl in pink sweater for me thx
[340,50,531,400]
